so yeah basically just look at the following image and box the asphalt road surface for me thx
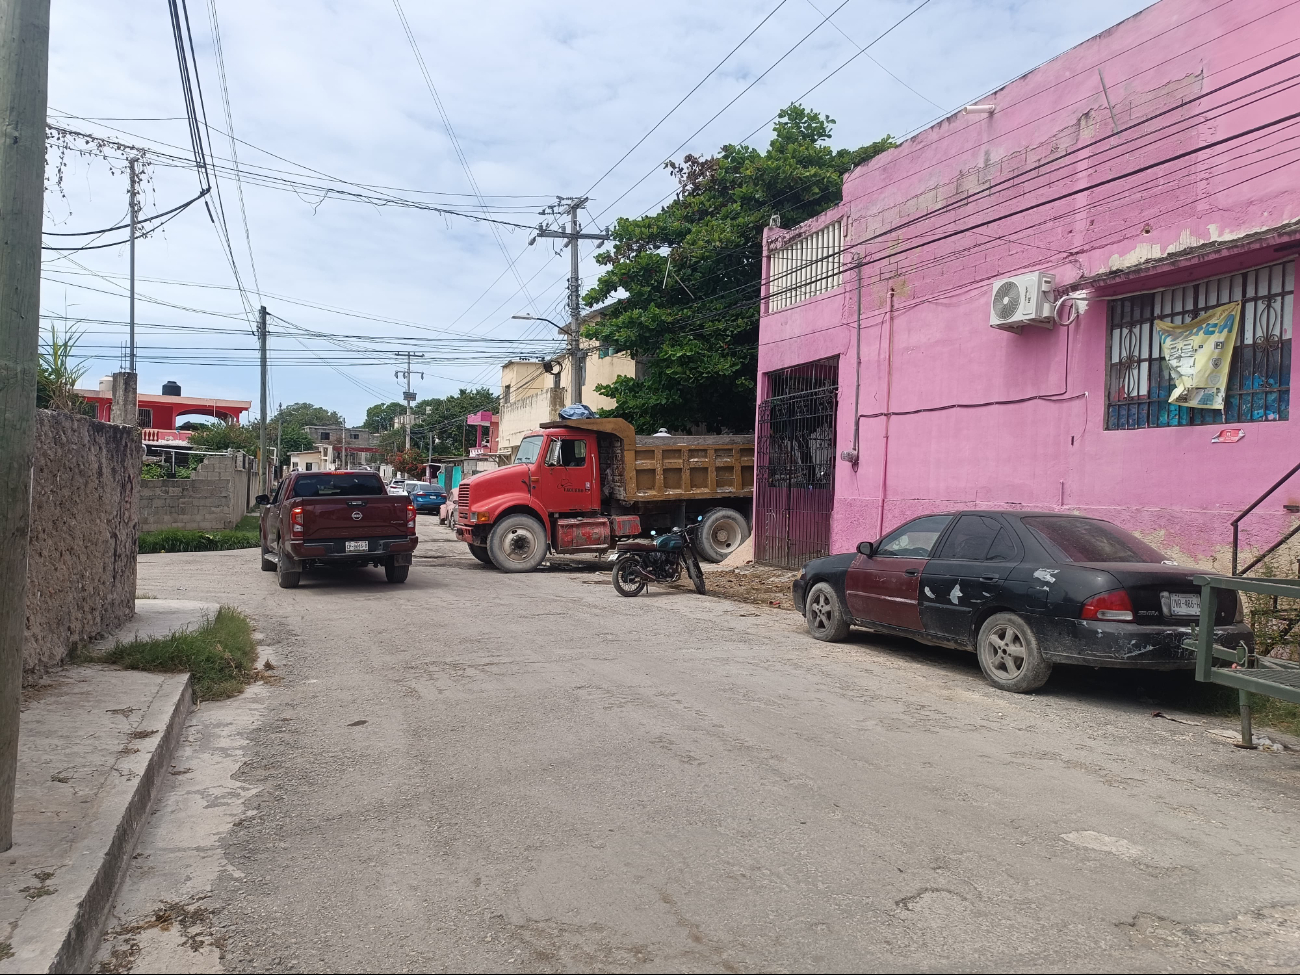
[99,518,1300,973]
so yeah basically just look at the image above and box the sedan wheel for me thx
[976,612,1051,692]
[805,582,850,642]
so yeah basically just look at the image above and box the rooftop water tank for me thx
[161,380,182,396]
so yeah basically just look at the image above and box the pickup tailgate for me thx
[300,496,410,539]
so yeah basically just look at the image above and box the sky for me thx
[42,0,1154,427]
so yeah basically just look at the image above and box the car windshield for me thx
[1023,516,1169,563]
[290,474,386,498]
[515,435,543,466]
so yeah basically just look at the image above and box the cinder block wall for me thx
[25,410,139,675]
[138,452,254,532]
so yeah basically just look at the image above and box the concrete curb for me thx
[48,676,192,974]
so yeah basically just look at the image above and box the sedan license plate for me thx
[345,540,369,553]
[1169,593,1200,617]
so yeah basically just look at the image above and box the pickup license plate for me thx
[345,540,369,553]
[1169,593,1200,617]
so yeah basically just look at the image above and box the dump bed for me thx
[539,418,753,503]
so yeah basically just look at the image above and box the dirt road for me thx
[99,518,1300,972]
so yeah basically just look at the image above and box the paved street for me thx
[100,518,1300,973]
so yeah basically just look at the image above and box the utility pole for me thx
[128,156,138,372]
[394,352,424,452]
[534,197,607,406]
[0,0,51,853]
[275,401,282,482]
[258,305,267,495]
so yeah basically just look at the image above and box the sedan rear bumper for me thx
[1034,617,1254,670]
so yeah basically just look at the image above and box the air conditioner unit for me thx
[989,272,1056,332]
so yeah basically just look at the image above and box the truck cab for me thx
[456,419,753,573]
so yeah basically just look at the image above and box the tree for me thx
[369,387,499,460]
[583,105,894,433]
[273,402,342,428]
[277,423,315,455]
[187,422,259,453]
[364,401,404,432]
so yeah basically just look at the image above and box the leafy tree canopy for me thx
[583,105,893,433]
[273,402,342,428]
[368,387,499,463]
[187,422,259,453]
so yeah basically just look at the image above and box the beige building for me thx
[498,335,638,460]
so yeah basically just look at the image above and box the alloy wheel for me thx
[809,589,834,634]
[985,624,1026,680]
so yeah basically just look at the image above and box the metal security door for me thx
[754,358,838,569]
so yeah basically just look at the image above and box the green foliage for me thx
[277,423,315,455]
[274,402,342,428]
[141,462,166,480]
[388,448,427,477]
[138,527,260,554]
[37,323,89,413]
[584,104,894,433]
[187,422,259,453]
[90,606,258,703]
[368,387,499,459]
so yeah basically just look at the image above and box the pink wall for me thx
[757,0,1300,565]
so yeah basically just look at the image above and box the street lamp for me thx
[511,314,582,405]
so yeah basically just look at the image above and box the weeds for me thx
[138,527,259,554]
[85,607,257,702]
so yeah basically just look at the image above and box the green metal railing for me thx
[1193,574,1300,747]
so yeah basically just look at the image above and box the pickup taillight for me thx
[291,505,304,534]
[407,503,416,531]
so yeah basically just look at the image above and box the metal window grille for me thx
[1106,259,1293,429]
[754,357,838,569]
[767,221,842,313]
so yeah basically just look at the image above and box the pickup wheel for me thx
[696,508,750,563]
[487,514,547,572]
[467,544,494,566]
[260,540,275,572]
[276,544,301,589]
[384,562,409,584]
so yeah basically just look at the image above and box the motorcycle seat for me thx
[616,540,659,552]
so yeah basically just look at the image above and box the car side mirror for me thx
[856,540,875,558]
[255,494,271,506]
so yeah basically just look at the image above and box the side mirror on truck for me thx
[255,494,271,506]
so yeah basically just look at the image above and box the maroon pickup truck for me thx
[257,470,417,588]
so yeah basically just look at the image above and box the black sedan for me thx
[792,510,1253,693]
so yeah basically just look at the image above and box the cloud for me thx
[42,0,1152,422]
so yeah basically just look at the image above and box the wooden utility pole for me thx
[0,0,51,852]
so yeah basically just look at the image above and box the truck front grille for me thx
[457,483,470,521]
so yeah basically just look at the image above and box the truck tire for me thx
[384,561,409,584]
[260,541,275,572]
[696,508,750,563]
[276,544,301,589]
[487,514,547,572]
[467,544,493,565]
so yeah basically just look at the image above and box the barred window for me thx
[1106,260,1292,429]
[767,220,842,312]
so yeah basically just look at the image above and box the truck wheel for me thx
[384,561,409,584]
[976,613,1052,693]
[276,545,301,589]
[487,514,547,572]
[260,541,275,572]
[696,508,750,563]
[467,544,493,566]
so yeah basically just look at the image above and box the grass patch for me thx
[236,513,261,532]
[88,607,258,702]
[138,527,259,554]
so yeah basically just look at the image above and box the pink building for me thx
[756,0,1299,570]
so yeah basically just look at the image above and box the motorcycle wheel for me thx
[611,555,648,597]
[684,549,706,595]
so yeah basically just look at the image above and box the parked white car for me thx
[387,477,407,496]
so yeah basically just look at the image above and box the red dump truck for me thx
[455,418,754,572]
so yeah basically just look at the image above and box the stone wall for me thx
[138,452,254,532]
[25,410,139,675]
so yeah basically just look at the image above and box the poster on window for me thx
[1156,301,1241,410]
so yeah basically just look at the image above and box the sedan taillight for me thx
[407,503,416,531]
[291,505,304,534]
[1081,589,1134,622]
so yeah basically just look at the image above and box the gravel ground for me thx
[98,518,1300,973]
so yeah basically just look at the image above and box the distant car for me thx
[792,510,1252,693]
[410,484,447,513]
[387,478,407,496]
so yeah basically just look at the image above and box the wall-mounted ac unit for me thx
[989,272,1056,332]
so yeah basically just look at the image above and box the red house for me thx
[78,378,251,443]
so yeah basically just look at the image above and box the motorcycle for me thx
[611,523,707,597]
